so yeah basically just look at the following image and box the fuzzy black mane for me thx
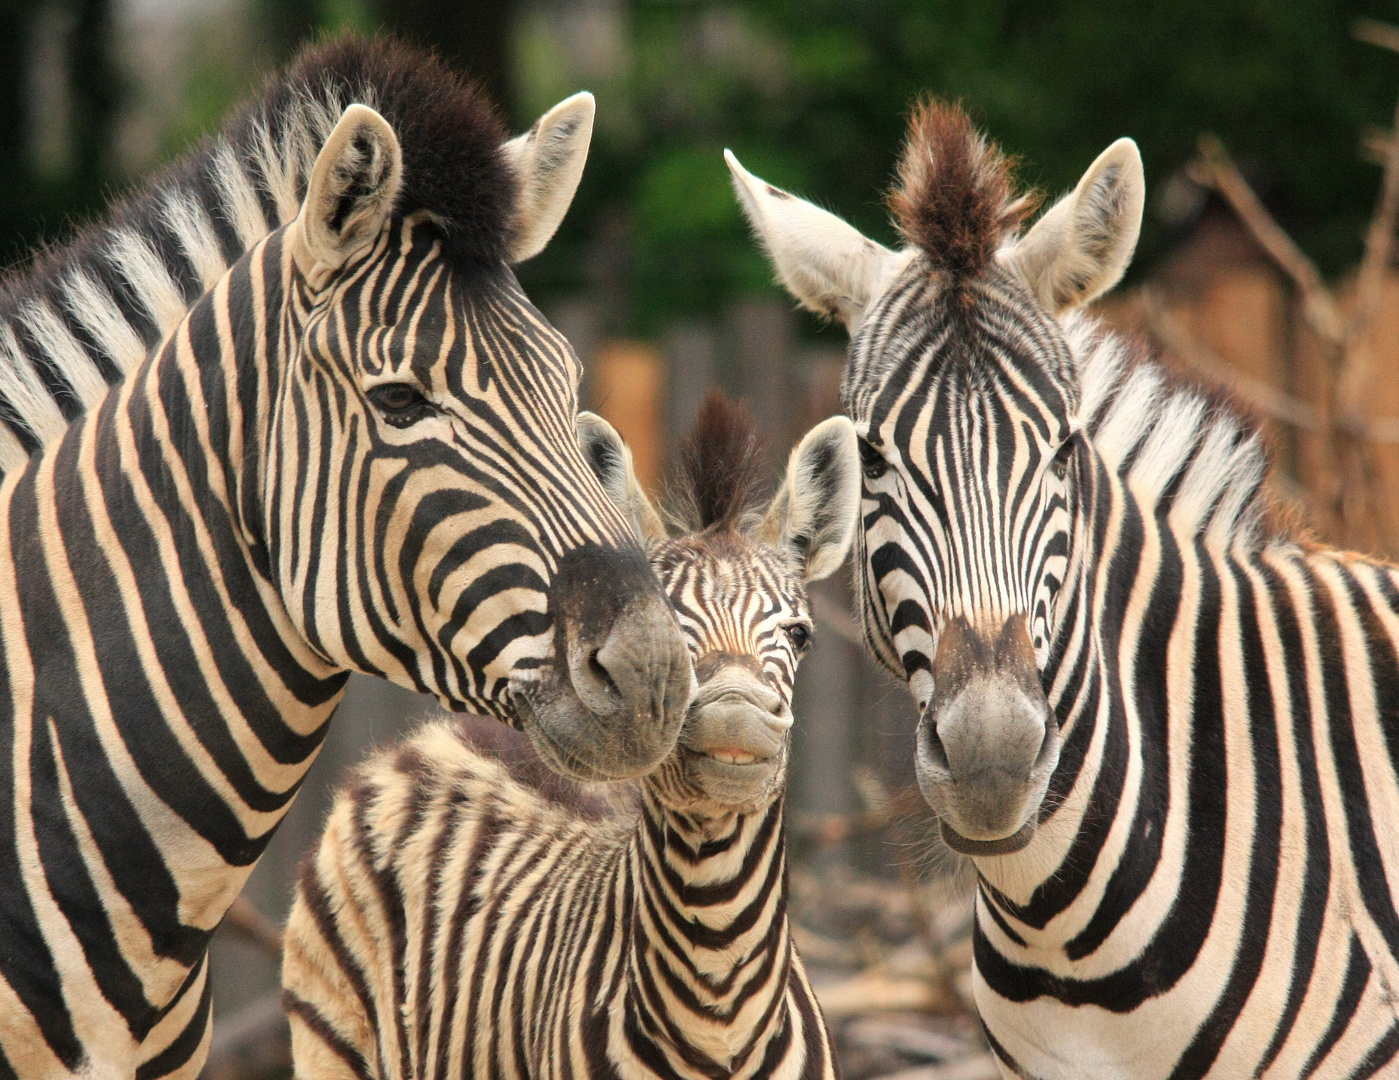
[668,392,767,531]
[243,35,516,266]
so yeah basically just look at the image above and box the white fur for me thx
[160,192,226,295]
[1004,139,1145,313]
[105,228,188,341]
[15,300,109,408]
[724,150,904,333]
[501,93,596,264]
[61,269,149,376]
[1065,314,1269,548]
[0,326,67,445]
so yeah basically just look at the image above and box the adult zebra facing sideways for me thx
[0,36,692,1080]
[730,106,1399,1077]
[281,394,860,1080]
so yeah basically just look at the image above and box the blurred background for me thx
[7,1,1399,1077]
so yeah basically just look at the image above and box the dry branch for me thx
[1184,37,1399,554]
[1138,291,1322,431]
[1191,136,1344,344]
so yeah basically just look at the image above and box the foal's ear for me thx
[501,92,596,264]
[295,104,403,272]
[1004,138,1144,313]
[760,416,861,582]
[726,150,900,333]
[576,412,667,545]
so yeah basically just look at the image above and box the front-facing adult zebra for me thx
[730,106,1399,1076]
[282,394,859,1080]
[0,36,691,1080]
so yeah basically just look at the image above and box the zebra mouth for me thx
[939,819,1035,857]
[681,744,774,771]
[508,682,662,782]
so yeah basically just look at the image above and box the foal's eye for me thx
[368,383,431,424]
[858,437,889,481]
[785,623,812,650]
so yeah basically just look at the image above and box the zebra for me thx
[281,393,859,1080]
[727,102,1399,1077]
[0,36,693,1080]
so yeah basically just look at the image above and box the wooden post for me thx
[589,340,664,492]
[663,322,717,460]
[728,299,794,458]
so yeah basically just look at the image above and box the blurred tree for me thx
[376,0,513,110]
[0,0,122,268]
[68,0,120,193]
[0,1,33,259]
[515,0,1399,336]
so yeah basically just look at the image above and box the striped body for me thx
[0,39,692,1080]
[282,720,832,1080]
[727,106,1399,1077]
[966,314,1399,1078]
[283,396,859,1080]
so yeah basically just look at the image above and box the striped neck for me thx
[0,221,345,1038]
[626,788,793,1075]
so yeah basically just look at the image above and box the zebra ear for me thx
[1005,138,1144,313]
[725,150,899,333]
[576,412,667,545]
[502,92,595,264]
[296,104,403,272]
[760,416,861,582]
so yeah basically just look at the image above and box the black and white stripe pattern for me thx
[0,37,693,1080]
[730,105,1399,1077]
[282,396,859,1080]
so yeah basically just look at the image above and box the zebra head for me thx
[266,86,692,780]
[578,395,859,815]
[726,103,1145,852]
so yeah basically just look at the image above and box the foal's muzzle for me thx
[680,655,791,806]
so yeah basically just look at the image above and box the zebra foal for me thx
[282,395,859,1080]
[0,36,691,1080]
[730,105,1399,1076]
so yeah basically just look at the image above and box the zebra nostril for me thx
[588,650,618,696]
[920,718,951,773]
[1034,707,1060,770]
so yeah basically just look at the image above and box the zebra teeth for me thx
[708,749,759,766]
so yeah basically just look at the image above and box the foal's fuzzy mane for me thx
[666,392,768,532]
[1067,311,1279,547]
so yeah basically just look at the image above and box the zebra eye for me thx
[1049,436,1077,480]
[858,437,889,481]
[785,623,812,650]
[368,383,431,424]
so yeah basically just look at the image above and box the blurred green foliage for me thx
[6,0,1399,341]
[518,0,1399,335]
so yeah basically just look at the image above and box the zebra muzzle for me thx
[679,667,791,802]
[917,614,1060,854]
[517,543,694,781]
